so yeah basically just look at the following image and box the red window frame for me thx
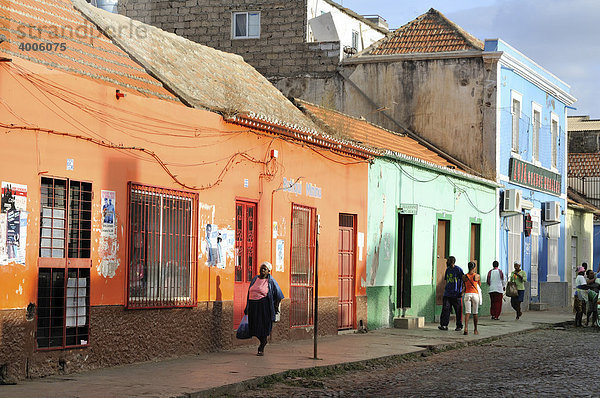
[37,177,92,350]
[289,204,316,327]
[126,182,198,309]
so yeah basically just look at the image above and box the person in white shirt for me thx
[487,260,505,320]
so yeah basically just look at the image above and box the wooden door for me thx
[435,220,450,305]
[338,214,356,330]
[233,201,257,329]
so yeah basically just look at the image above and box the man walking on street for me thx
[487,260,505,320]
[439,256,464,331]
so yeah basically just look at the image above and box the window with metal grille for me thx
[290,204,316,327]
[37,177,92,349]
[127,183,197,308]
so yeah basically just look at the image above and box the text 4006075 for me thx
[19,42,66,51]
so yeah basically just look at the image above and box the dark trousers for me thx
[489,292,503,318]
[440,296,463,328]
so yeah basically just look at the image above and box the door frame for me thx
[469,218,482,273]
[233,198,258,329]
[338,213,357,330]
[395,212,414,311]
[434,214,452,310]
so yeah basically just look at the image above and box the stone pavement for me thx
[0,310,572,398]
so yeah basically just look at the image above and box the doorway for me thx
[396,214,413,309]
[338,214,356,330]
[470,223,481,272]
[233,201,257,329]
[435,220,450,305]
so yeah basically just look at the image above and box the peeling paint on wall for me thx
[368,194,386,286]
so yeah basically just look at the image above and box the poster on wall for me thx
[205,224,221,267]
[0,213,7,264]
[101,190,116,238]
[1,182,27,213]
[276,239,284,272]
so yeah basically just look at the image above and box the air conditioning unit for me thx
[503,189,522,213]
[544,201,561,223]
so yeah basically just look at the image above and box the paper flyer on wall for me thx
[1,211,27,265]
[276,239,284,272]
[1,182,27,214]
[0,213,7,265]
[101,190,116,237]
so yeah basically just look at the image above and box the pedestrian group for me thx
[439,257,528,334]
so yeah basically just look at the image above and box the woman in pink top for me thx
[245,261,284,356]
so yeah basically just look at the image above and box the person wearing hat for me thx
[574,265,588,327]
[244,261,284,356]
[509,262,527,319]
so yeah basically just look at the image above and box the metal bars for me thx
[127,183,197,308]
[290,204,316,327]
[37,177,91,350]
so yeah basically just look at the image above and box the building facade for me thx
[286,10,577,309]
[298,101,498,328]
[0,0,372,382]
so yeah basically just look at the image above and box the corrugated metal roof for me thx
[367,8,483,56]
[297,99,459,169]
[568,153,600,177]
[0,0,178,101]
[73,0,320,132]
[568,116,600,132]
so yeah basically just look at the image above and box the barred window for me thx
[37,177,92,349]
[290,204,316,327]
[127,183,197,308]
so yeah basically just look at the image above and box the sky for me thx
[340,0,600,119]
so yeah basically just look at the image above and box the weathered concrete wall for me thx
[342,58,496,179]
[120,0,340,78]
[275,58,499,179]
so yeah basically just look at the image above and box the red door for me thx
[233,201,257,329]
[338,214,356,330]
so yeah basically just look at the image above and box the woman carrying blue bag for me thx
[243,261,284,356]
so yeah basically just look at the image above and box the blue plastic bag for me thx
[236,315,251,339]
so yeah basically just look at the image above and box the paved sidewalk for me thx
[0,310,573,398]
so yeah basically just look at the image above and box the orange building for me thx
[0,0,371,381]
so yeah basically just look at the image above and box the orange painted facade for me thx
[0,58,368,319]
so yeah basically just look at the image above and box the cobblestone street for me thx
[235,326,598,397]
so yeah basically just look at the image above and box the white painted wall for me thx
[306,0,385,59]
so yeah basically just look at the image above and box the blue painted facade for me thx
[485,39,575,305]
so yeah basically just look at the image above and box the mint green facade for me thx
[366,156,498,329]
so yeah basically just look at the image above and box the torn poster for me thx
[1,182,27,213]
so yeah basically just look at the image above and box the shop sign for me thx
[509,158,561,195]
[398,204,418,215]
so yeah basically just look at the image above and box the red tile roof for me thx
[368,8,483,56]
[297,100,459,169]
[568,153,600,177]
[0,0,177,101]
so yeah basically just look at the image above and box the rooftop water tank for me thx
[91,0,118,13]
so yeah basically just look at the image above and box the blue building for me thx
[487,39,576,307]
